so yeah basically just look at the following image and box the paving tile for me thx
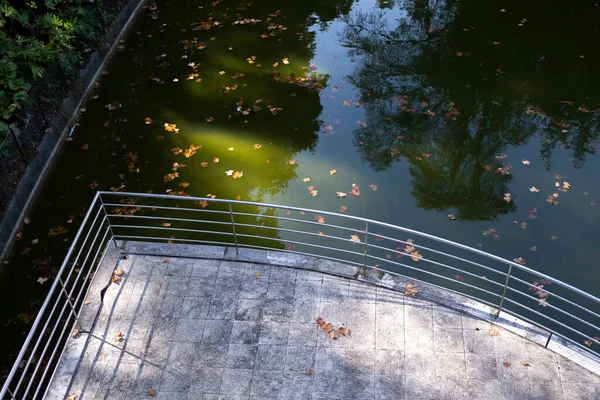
[404,298,433,328]
[562,381,597,400]
[194,343,228,368]
[434,352,466,378]
[463,329,494,354]
[405,374,438,399]
[557,355,598,383]
[181,297,211,319]
[225,344,258,369]
[174,319,206,342]
[235,299,264,321]
[465,354,498,380]
[230,321,260,344]
[280,371,314,399]
[527,353,560,381]
[343,373,375,399]
[191,259,220,277]
[436,377,466,400]
[498,379,531,400]
[294,280,321,300]
[313,371,346,398]
[285,346,316,372]
[433,327,465,353]
[266,280,296,300]
[250,370,283,397]
[165,257,195,276]
[375,349,404,376]
[159,276,190,297]
[186,277,216,297]
[433,305,464,328]
[269,266,296,282]
[348,281,378,302]
[376,322,404,350]
[155,296,185,319]
[258,320,289,345]
[240,278,269,299]
[344,349,375,374]
[291,300,320,323]
[159,365,193,392]
[208,298,238,320]
[374,375,405,400]
[262,299,294,321]
[464,379,501,400]
[220,368,253,395]
[167,341,197,366]
[529,379,565,400]
[320,279,349,302]
[255,345,287,371]
[404,350,435,377]
[288,322,318,346]
[202,320,233,344]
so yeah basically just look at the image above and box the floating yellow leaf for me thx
[253,144,262,149]
[232,171,243,179]
[336,192,347,198]
[330,169,337,175]
[302,177,311,182]
[282,58,289,64]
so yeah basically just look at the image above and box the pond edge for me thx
[0,0,149,264]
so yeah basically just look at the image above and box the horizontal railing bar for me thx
[113,235,235,247]
[4,193,103,397]
[23,214,108,398]
[100,192,600,306]
[232,222,363,244]
[500,295,600,345]
[102,202,231,216]
[230,211,361,234]
[110,224,234,235]
[366,242,507,285]
[367,254,503,300]
[365,232,507,277]
[234,233,365,258]
[106,213,231,225]
[497,303,600,350]
[507,274,600,321]
[33,227,112,399]
[107,215,233,228]
[502,286,600,333]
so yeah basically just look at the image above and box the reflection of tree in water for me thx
[342,0,600,220]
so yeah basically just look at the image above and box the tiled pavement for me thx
[63,255,600,399]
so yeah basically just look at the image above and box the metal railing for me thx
[2,191,600,398]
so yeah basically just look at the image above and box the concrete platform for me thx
[47,248,600,399]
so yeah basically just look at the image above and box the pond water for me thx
[2,0,600,374]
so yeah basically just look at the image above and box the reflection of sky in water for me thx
[271,0,600,291]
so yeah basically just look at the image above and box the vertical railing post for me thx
[545,332,553,348]
[228,203,239,254]
[495,264,512,318]
[362,221,369,275]
[99,194,119,249]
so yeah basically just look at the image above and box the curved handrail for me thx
[2,190,600,399]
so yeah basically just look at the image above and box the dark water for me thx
[2,0,600,374]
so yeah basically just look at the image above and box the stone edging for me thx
[0,0,148,262]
